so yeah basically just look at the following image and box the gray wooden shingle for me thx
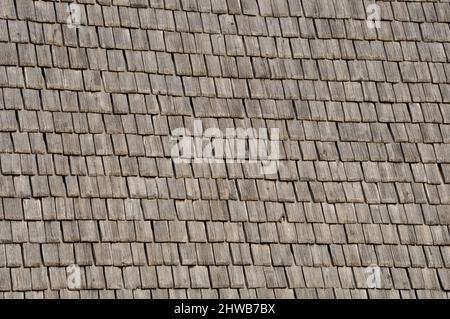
[0,0,449,299]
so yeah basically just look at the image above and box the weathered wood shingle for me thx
[0,0,449,300]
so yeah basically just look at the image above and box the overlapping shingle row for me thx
[0,0,449,299]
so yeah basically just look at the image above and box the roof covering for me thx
[0,0,449,299]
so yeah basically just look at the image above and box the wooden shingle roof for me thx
[0,0,449,299]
